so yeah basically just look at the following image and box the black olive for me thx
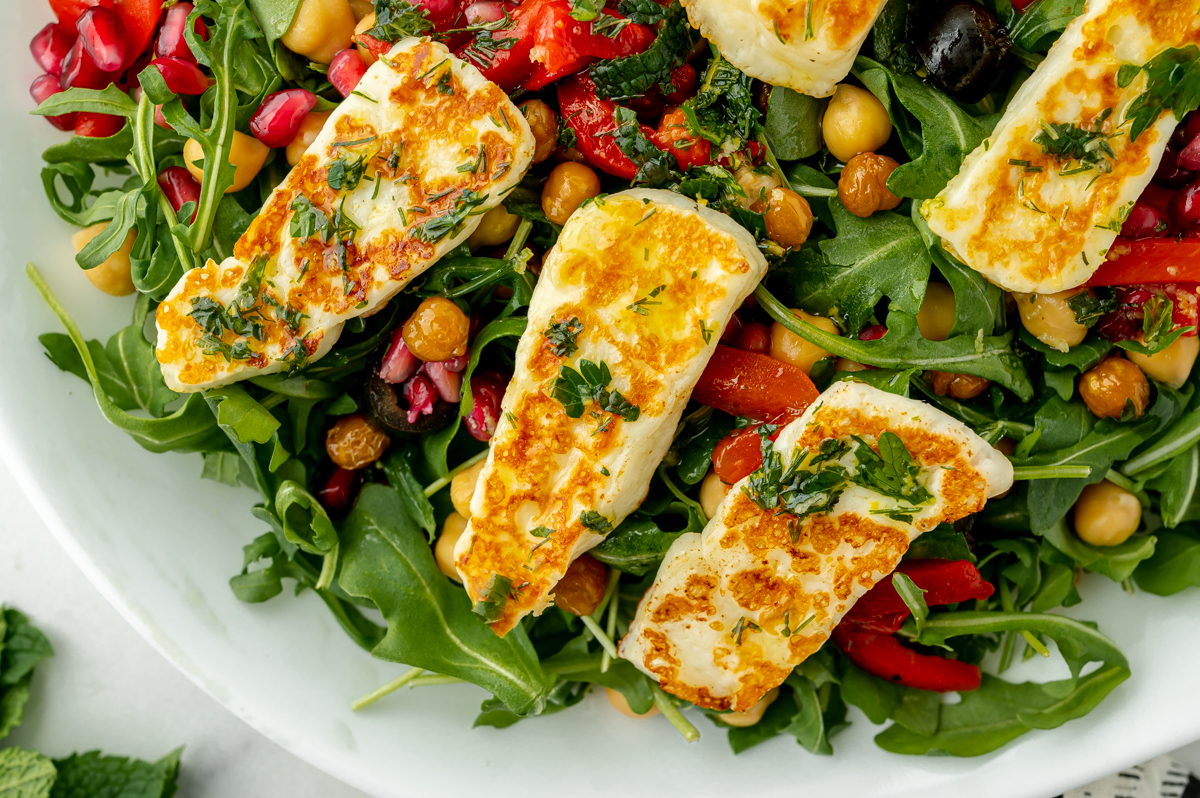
[364,355,457,435]
[917,1,1011,103]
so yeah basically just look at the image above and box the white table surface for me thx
[3,449,1200,798]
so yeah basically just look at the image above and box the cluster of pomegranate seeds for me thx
[1147,112,1200,235]
[377,331,484,428]
[1095,285,1200,343]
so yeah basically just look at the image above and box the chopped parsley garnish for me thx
[327,153,370,191]
[579,510,614,534]
[568,0,603,21]
[544,317,583,357]
[456,12,519,69]
[413,189,488,244]
[1142,293,1176,349]
[699,320,714,344]
[366,0,432,42]
[471,573,515,622]
[1033,110,1116,175]
[551,359,641,422]
[436,69,455,95]
[262,292,307,332]
[289,195,335,243]
[627,284,666,315]
[1067,289,1118,328]
[188,258,271,362]
[530,526,556,538]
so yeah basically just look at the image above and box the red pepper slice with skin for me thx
[843,559,995,634]
[711,424,776,484]
[455,0,539,92]
[692,345,820,424]
[1087,238,1200,286]
[832,628,983,692]
[522,2,653,91]
[558,72,658,178]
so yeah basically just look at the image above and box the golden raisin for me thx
[929,371,991,400]
[326,414,390,469]
[1079,356,1150,419]
[838,152,902,218]
[520,99,558,163]
[402,296,470,362]
[764,187,814,249]
[541,162,601,225]
[554,554,608,616]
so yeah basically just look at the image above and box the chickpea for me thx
[541,162,600,226]
[450,459,487,518]
[822,84,892,163]
[606,687,660,718]
[184,132,270,194]
[1073,480,1141,547]
[916,282,957,342]
[286,111,332,167]
[554,554,608,616]
[699,470,731,519]
[1014,289,1088,352]
[468,205,521,249]
[838,152,901,218]
[928,370,990,400]
[281,0,356,64]
[736,166,781,211]
[436,512,469,582]
[835,357,868,373]
[770,310,840,375]
[349,0,374,19]
[1079,356,1150,419]
[764,187,813,249]
[354,13,378,66]
[717,688,780,728]
[326,414,390,469]
[70,224,136,296]
[402,297,470,362]
[519,99,558,164]
[1127,334,1199,390]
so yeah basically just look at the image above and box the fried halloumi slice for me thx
[154,38,534,392]
[454,189,768,637]
[923,0,1200,294]
[619,381,1012,711]
[679,0,888,98]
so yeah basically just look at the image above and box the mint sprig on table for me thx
[0,606,183,798]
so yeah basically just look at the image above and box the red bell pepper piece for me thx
[1087,238,1200,286]
[832,628,982,692]
[522,2,653,91]
[455,0,538,91]
[653,106,711,171]
[711,424,772,484]
[557,72,657,178]
[831,559,993,692]
[692,346,820,424]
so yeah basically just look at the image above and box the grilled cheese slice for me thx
[923,0,1200,294]
[679,0,888,98]
[619,381,1012,712]
[155,38,534,392]
[453,189,768,637]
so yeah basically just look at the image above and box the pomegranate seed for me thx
[1155,146,1195,189]
[418,0,457,21]
[734,321,771,354]
[1120,202,1170,239]
[1168,180,1200,233]
[75,112,125,138]
[464,1,507,24]
[151,57,209,94]
[318,467,362,516]
[155,105,171,129]
[250,89,318,148]
[465,371,507,442]
[77,7,126,72]
[158,167,201,222]
[328,49,367,98]
[60,37,111,90]
[720,312,743,344]
[1187,112,1200,146]
[441,355,469,373]
[156,2,208,62]
[425,360,464,403]
[1117,287,1154,307]
[403,373,438,424]
[379,330,420,384]
[31,23,76,77]
[859,324,888,341]
[30,74,76,131]
[1179,136,1200,172]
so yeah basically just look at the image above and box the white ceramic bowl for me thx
[5,4,1200,797]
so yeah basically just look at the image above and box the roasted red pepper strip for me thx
[844,559,995,634]
[832,628,983,692]
[558,72,658,178]
[711,424,775,484]
[832,559,993,692]
[1087,238,1200,286]
[522,2,654,91]
[692,346,820,424]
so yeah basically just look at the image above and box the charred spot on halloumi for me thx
[453,188,769,637]
[618,381,1013,712]
[154,38,535,392]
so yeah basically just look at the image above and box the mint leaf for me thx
[1,610,54,689]
[0,748,55,798]
[49,748,182,798]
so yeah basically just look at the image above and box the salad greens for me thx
[25,0,1200,762]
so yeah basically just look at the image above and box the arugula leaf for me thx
[764,86,822,160]
[1120,46,1200,142]
[474,681,588,729]
[381,445,438,541]
[793,199,932,334]
[905,523,974,562]
[32,85,138,120]
[913,207,1005,337]
[338,485,551,713]
[1134,525,1200,595]
[892,573,929,635]
[275,480,337,555]
[854,57,989,198]
[540,636,656,714]
[49,748,182,798]
[1148,444,1200,528]
[1008,0,1085,51]
[590,515,688,575]
[1039,519,1155,582]
[840,659,903,723]
[0,748,56,798]
[590,1,696,99]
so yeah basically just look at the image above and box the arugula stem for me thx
[503,217,533,262]
[595,568,621,673]
[315,542,339,590]
[132,91,195,274]
[409,674,465,687]
[650,684,700,743]
[1010,465,1091,480]
[997,576,1048,659]
[1104,469,1137,492]
[259,392,288,411]
[423,449,489,497]
[580,615,618,659]
[351,667,425,711]
[591,567,620,623]
[188,9,240,252]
